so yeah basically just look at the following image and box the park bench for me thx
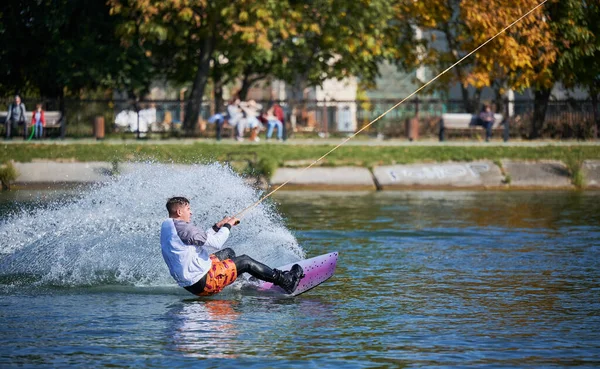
[439,113,508,141]
[0,111,63,138]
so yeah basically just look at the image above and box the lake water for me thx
[1,165,599,368]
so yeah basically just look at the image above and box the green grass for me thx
[2,142,600,169]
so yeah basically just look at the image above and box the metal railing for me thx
[1,98,598,139]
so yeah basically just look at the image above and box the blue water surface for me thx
[1,190,599,368]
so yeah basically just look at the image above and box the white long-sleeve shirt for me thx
[160,218,231,287]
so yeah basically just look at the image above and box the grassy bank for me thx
[2,142,600,168]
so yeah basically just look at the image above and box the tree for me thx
[551,0,600,138]
[110,0,287,134]
[0,0,153,103]
[461,0,557,138]
[388,0,480,112]
[276,0,393,93]
[211,0,395,110]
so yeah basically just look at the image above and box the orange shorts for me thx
[198,255,238,296]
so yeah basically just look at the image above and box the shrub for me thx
[254,157,279,180]
[0,161,19,190]
[565,154,585,189]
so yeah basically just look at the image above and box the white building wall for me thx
[316,77,358,132]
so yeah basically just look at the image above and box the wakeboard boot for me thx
[273,264,305,294]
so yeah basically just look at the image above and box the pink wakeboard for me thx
[256,252,338,296]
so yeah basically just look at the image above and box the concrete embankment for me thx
[9,160,600,190]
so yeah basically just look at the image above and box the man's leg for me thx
[236,120,246,139]
[231,254,304,294]
[213,247,236,261]
[485,122,492,141]
[231,255,275,282]
[215,118,223,141]
[4,120,10,139]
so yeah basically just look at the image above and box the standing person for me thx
[4,95,27,140]
[31,104,46,139]
[160,197,305,296]
[477,104,495,142]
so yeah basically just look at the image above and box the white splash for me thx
[0,163,304,288]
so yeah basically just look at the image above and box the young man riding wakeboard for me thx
[160,197,304,296]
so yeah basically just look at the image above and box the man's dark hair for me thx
[166,197,190,215]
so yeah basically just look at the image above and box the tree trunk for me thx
[238,69,268,101]
[493,87,505,115]
[183,36,213,135]
[214,79,224,115]
[58,89,66,139]
[443,23,473,114]
[531,88,551,139]
[458,79,472,113]
[473,88,482,112]
[238,73,251,101]
[591,90,599,139]
[211,61,224,115]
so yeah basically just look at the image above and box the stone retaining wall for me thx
[10,160,600,190]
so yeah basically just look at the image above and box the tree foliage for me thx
[389,0,600,138]
[0,0,153,100]
[109,0,394,131]
[109,0,286,132]
[462,0,556,92]
[2,0,599,140]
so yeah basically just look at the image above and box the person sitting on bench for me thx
[475,104,495,142]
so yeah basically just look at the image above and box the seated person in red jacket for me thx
[31,104,46,139]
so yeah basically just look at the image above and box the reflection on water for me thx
[167,299,241,359]
[163,294,339,362]
[271,190,600,366]
[273,190,600,231]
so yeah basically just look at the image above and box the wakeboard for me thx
[254,251,338,296]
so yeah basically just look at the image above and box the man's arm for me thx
[173,220,209,246]
[19,104,26,121]
[204,224,231,249]
[174,217,238,249]
[204,216,239,249]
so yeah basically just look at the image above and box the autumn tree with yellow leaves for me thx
[462,0,558,138]
[390,0,600,138]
